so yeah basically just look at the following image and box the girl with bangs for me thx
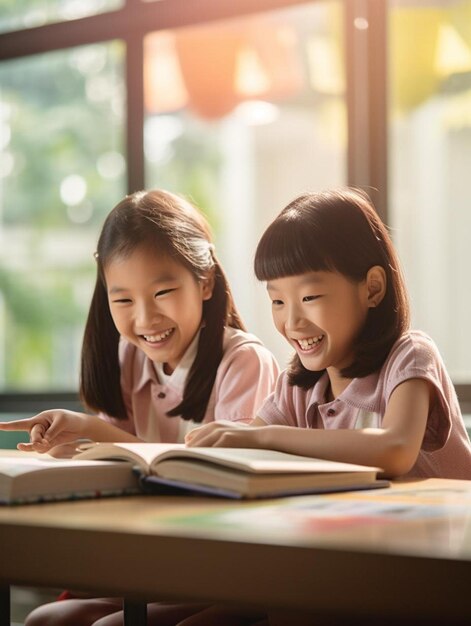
[189,188,471,480]
[177,187,471,626]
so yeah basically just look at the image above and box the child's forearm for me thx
[257,424,415,477]
[186,415,421,477]
[86,415,141,442]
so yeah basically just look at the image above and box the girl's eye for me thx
[303,295,320,302]
[112,298,132,304]
[155,288,175,298]
[271,299,283,306]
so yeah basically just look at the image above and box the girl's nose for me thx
[136,301,163,327]
[285,305,306,331]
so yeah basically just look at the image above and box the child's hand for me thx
[185,420,264,448]
[0,410,91,454]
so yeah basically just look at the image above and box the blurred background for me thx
[1,0,470,432]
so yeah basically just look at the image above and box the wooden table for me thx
[1,478,471,625]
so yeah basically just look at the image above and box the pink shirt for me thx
[101,327,279,443]
[258,330,471,479]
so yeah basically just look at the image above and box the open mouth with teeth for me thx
[142,328,175,344]
[296,334,325,351]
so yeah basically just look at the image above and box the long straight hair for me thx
[80,189,245,422]
[254,188,410,388]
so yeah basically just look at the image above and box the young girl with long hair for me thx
[179,187,471,626]
[0,188,279,626]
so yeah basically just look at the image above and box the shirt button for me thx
[157,392,166,399]
[326,408,336,416]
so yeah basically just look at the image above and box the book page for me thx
[74,442,378,476]
[0,454,127,477]
[74,442,186,472]
[151,446,379,475]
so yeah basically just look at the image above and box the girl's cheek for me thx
[273,315,284,332]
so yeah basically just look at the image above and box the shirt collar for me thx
[152,330,200,393]
[307,369,382,412]
[308,372,331,406]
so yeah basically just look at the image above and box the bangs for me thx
[254,212,334,281]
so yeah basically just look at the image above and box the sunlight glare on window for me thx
[233,100,280,126]
[67,201,94,224]
[144,115,183,164]
[97,151,125,179]
[60,174,87,206]
[354,17,369,30]
[0,122,11,150]
[59,0,112,21]
[0,151,14,179]
[70,46,109,76]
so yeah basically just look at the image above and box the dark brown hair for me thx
[254,188,410,388]
[80,189,245,422]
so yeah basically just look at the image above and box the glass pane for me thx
[0,414,30,448]
[144,1,347,365]
[389,0,471,383]
[0,41,126,391]
[0,0,123,34]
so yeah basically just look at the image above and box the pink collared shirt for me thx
[258,330,471,479]
[100,327,279,443]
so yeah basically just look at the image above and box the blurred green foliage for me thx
[0,40,126,389]
[0,16,223,392]
[0,0,123,34]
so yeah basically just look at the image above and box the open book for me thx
[0,449,140,505]
[73,442,388,499]
[0,444,387,504]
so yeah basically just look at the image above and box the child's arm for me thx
[186,378,432,477]
[0,409,140,454]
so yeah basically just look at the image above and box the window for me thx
[0,0,123,33]
[144,1,346,360]
[0,42,125,392]
[388,0,471,412]
[1,0,470,427]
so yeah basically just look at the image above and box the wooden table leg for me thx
[123,599,147,626]
[0,586,10,626]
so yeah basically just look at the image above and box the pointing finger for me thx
[0,418,38,432]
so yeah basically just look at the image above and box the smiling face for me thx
[105,245,214,374]
[268,270,372,378]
